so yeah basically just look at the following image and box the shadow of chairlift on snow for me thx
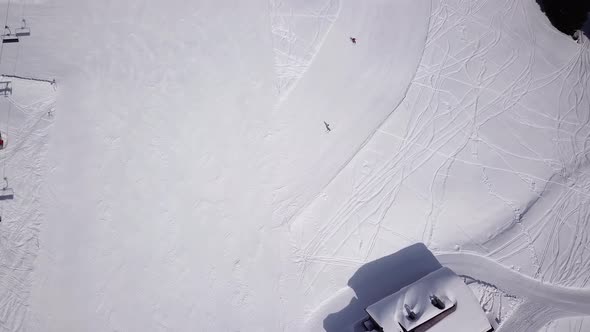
[0,177,14,201]
[0,131,13,201]
[0,81,12,97]
[0,131,13,200]
[2,20,30,43]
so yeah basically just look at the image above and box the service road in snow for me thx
[438,252,590,330]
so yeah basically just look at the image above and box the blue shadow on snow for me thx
[323,243,442,331]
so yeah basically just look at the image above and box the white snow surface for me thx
[0,0,587,331]
[0,78,54,331]
[270,0,431,226]
[539,316,590,332]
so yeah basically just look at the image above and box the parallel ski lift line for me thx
[15,19,29,37]
[1,26,18,43]
[0,177,13,201]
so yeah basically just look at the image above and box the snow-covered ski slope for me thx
[0,78,55,332]
[287,0,590,330]
[270,0,431,227]
[0,0,586,331]
[28,1,281,330]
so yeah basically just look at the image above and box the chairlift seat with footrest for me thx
[2,35,18,43]
[0,187,14,200]
[15,19,30,37]
[15,28,29,37]
[2,26,18,43]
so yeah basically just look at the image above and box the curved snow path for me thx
[271,0,431,226]
[437,252,590,315]
[304,251,590,331]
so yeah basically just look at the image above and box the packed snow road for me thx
[440,252,590,331]
[438,253,590,315]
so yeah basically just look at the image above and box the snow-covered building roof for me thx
[364,267,493,332]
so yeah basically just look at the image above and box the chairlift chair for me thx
[0,131,5,150]
[0,187,14,200]
[15,19,30,37]
[2,26,18,43]
[2,35,18,43]
[0,177,13,200]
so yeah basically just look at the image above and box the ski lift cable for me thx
[2,2,25,180]
[0,0,11,208]
[16,0,28,37]
[0,0,32,204]
[0,0,11,180]
[20,0,25,18]
[2,0,10,30]
[1,0,27,182]
[1,31,20,178]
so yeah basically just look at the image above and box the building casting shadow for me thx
[323,243,442,331]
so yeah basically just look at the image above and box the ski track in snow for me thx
[0,78,55,332]
[463,275,522,328]
[0,2,59,330]
[270,0,432,228]
[269,0,340,100]
[539,315,590,332]
[292,0,590,330]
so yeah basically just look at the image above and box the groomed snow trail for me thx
[0,79,54,332]
[438,253,590,314]
[28,1,281,331]
[440,252,590,330]
[539,316,590,332]
[270,0,431,227]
